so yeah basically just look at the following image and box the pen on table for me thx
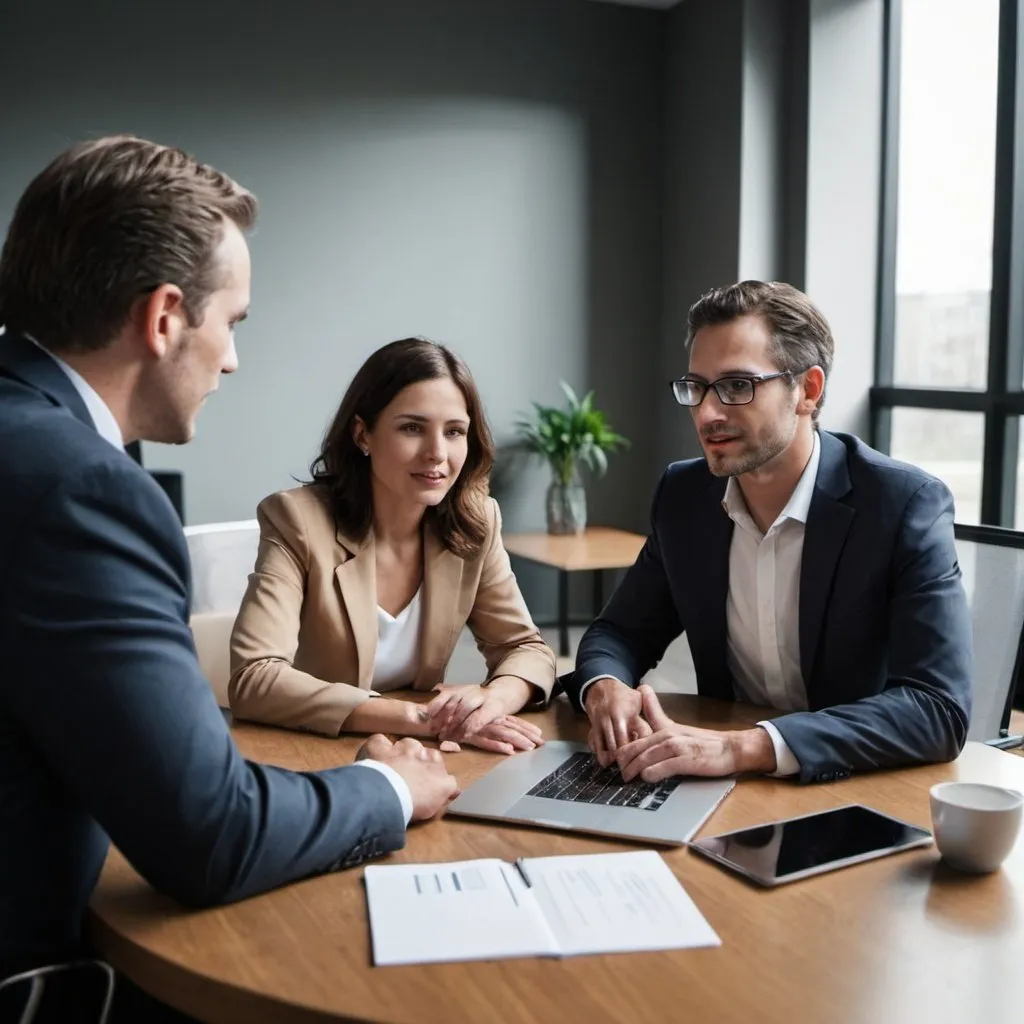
[513,858,533,888]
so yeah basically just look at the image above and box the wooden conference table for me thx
[88,696,1024,1024]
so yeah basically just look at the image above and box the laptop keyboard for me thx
[526,751,680,812]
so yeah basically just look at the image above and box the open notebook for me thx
[364,850,720,965]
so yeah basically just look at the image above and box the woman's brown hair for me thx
[310,338,495,558]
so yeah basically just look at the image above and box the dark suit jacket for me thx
[0,332,405,975]
[564,431,973,783]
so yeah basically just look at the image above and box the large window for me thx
[873,0,1024,526]
[893,0,998,393]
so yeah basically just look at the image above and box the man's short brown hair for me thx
[686,280,835,421]
[0,135,257,353]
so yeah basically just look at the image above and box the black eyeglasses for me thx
[670,370,799,408]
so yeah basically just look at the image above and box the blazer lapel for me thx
[799,432,855,699]
[689,482,735,700]
[415,526,465,689]
[334,528,378,688]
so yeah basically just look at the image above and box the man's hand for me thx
[356,734,460,822]
[615,685,777,782]
[583,677,652,766]
[425,678,533,742]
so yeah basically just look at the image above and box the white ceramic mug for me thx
[929,782,1024,873]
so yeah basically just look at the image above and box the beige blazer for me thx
[229,486,556,736]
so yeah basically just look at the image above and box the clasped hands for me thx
[351,678,544,824]
[584,678,777,781]
[423,677,544,756]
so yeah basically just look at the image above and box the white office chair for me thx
[184,520,260,708]
[955,523,1024,747]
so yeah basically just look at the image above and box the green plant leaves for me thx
[514,382,630,481]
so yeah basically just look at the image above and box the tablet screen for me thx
[689,804,932,886]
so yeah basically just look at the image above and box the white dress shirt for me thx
[578,436,821,778]
[32,338,124,450]
[723,431,822,777]
[43,344,414,824]
[370,588,423,693]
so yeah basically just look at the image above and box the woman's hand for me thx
[426,676,534,741]
[345,696,435,737]
[465,715,544,755]
[435,715,545,756]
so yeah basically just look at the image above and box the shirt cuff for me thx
[350,761,413,825]
[579,674,627,708]
[757,721,800,777]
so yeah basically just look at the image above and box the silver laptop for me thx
[447,740,734,846]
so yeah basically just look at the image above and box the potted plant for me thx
[515,383,629,535]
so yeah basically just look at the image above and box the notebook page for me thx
[522,850,720,956]
[364,859,558,965]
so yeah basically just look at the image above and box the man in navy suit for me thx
[564,281,972,785]
[0,137,458,1019]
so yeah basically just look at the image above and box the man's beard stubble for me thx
[703,426,792,479]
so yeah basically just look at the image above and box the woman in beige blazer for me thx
[230,338,555,755]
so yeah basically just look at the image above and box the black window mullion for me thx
[995,0,1024,391]
[1002,417,1020,525]
[981,0,1022,524]
[873,0,901,409]
[981,414,1009,523]
[870,387,993,413]
[873,403,893,456]
[1001,0,1024,527]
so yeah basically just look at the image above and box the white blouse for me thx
[371,587,423,692]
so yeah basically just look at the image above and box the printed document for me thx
[364,850,720,965]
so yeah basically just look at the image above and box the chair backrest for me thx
[183,520,260,707]
[184,519,261,614]
[954,523,1024,743]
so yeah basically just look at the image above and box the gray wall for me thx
[2,0,885,622]
[659,0,876,465]
[659,0,745,471]
[739,0,790,283]
[1,0,663,553]
[660,0,804,471]
[805,0,883,438]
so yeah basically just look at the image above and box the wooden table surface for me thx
[502,528,645,571]
[88,696,1024,1024]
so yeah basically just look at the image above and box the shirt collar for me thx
[722,431,822,531]
[27,336,125,451]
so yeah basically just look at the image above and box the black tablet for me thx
[688,804,932,886]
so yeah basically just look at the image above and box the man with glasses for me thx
[563,280,972,784]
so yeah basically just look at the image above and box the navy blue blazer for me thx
[565,431,973,784]
[0,333,405,974]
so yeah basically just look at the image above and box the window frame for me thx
[871,0,1024,526]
